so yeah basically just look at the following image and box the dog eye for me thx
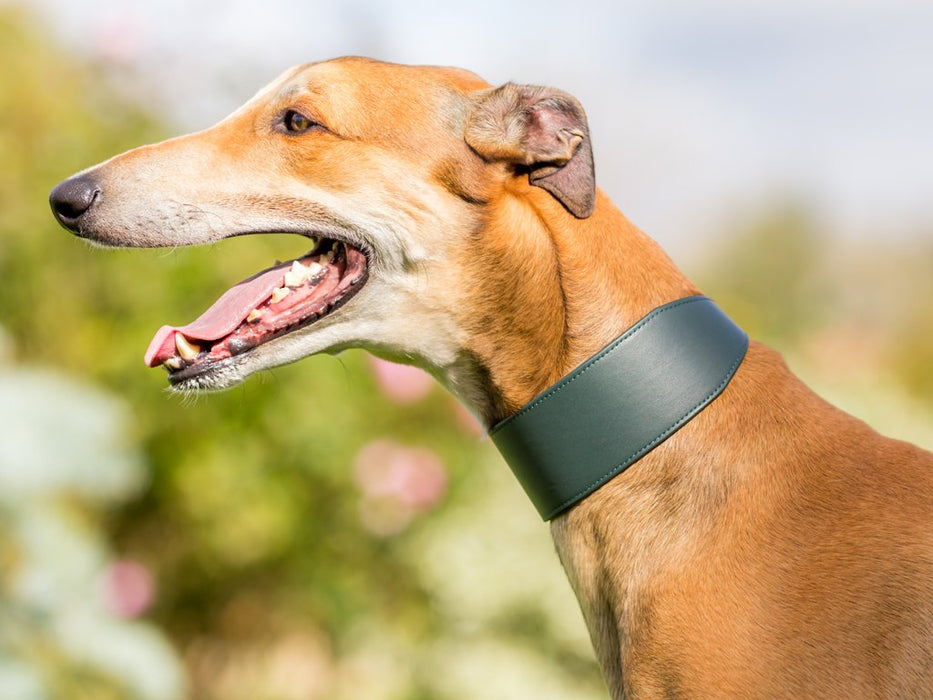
[282,110,318,133]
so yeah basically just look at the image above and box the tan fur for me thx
[51,57,933,698]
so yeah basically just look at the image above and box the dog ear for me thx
[465,83,596,218]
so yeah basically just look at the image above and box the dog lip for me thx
[165,352,239,387]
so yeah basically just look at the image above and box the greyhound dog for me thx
[50,58,933,698]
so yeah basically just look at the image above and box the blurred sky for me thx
[23,0,933,260]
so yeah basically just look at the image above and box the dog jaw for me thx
[167,264,469,391]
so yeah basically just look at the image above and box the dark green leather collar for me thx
[490,296,748,520]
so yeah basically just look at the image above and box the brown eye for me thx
[283,110,317,133]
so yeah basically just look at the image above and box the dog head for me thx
[49,57,597,422]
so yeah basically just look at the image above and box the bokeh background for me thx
[1,1,931,698]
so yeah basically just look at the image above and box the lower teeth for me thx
[175,333,202,360]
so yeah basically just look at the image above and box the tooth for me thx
[247,308,263,323]
[163,357,183,371]
[175,334,201,361]
[285,260,323,283]
[284,261,310,287]
[271,286,290,303]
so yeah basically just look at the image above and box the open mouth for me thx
[144,236,369,384]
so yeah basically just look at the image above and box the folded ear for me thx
[465,83,596,218]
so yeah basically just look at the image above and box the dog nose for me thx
[49,174,101,231]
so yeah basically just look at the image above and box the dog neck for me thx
[455,187,702,426]
[446,188,744,693]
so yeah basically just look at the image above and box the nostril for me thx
[49,174,101,230]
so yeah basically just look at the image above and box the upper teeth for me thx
[283,260,322,287]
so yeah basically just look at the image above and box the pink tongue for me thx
[144,262,290,367]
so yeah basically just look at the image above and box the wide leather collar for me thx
[490,296,749,520]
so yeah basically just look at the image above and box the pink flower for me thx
[100,560,156,618]
[353,440,447,535]
[368,356,434,404]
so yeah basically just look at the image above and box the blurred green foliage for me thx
[888,244,933,401]
[702,208,933,407]
[693,204,831,345]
